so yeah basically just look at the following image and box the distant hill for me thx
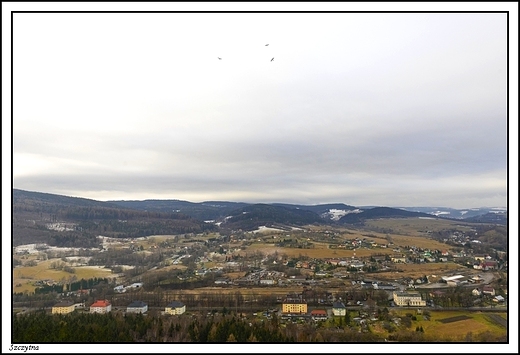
[12,189,508,245]
[338,207,437,224]
[219,204,324,231]
[398,206,507,220]
[13,188,122,209]
[109,199,249,221]
[463,212,508,225]
[12,189,216,246]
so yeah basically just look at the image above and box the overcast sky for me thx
[8,10,515,208]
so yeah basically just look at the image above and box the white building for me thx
[392,292,426,307]
[90,299,112,314]
[126,301,148,314]
[259,279,275,285]
[165,301,186,315]
[332,301,346,316]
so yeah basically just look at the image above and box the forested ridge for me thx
[12,189,216,246]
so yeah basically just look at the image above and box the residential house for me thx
[214,278,230,285]
[332,301,346,316]
[482,285,496,296]
[165,301,186,315]
[52,301,75,314]
[327,259,340,266]
[349,261,365,269]
[470,275,484,283]
[392,291,426,307]
[391,256,406,263]
[114,285,126,293]
[480,261,497,271]
[429,290,446,298]
[90,299,112,314]
[493,295,505,303]
[126,301,148,314]
[472,288,482,296]
[447,279,461,287]
[287,276,307,285]
[310,309,328,321]
[259,279,275,285]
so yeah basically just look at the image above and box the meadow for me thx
[364,217,476,236]
[401,310,506,341]
[375,262,468,281]
[13,258,114,293]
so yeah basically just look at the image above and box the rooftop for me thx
[167,301,185,308]
[128,301,147,308]
[90,300,110,308]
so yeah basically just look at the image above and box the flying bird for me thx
[218,57,222,60]
[265,44,269,46]
[271,57,274,61]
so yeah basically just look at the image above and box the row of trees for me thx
[13,311,290,343]
[14,310,505,343]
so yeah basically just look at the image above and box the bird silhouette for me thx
[271,57,274,61]
[265,44,269,46]
[218,57,222,60]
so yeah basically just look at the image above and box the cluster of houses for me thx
[278,295,348,322]
[51,299,186,316]
[113,282,144,293]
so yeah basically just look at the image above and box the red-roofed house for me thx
[310,309,328,321]
[480,261,497,271]
[90,299,112,314]
[482,286,496,296]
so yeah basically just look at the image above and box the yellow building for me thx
[282,299,307,314]
[52,301,75,314]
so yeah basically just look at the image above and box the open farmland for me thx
[389,235,453,250]
[364,217,477,236]
[242,243,394,259]
[13,259,114,293]
[414,311,507,341]
[374,262,467,281]
[369,310,507,341]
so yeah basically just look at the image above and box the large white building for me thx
[393,291,426,307]
[126,301,148,314]
[165,301,186,315]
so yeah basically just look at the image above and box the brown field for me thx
[223,272,247,279]
[379,310,508,341]
[389,235,453,251]
[304,222,456,252]
[164,286,316,296]
[437,315,472,323]
[375,262,467,280]
[243,243,394,259]
[13,258,115,293]
[417,311,507,340]
[364,218,476,235]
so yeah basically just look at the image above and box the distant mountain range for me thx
[11,189,507,246]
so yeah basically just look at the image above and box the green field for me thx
[382,310,507,341]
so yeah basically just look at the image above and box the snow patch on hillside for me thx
[322,209,362,221]
[252,226,285,234]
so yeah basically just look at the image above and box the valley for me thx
[11,189,508,343]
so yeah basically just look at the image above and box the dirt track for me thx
[486,314,507,327]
